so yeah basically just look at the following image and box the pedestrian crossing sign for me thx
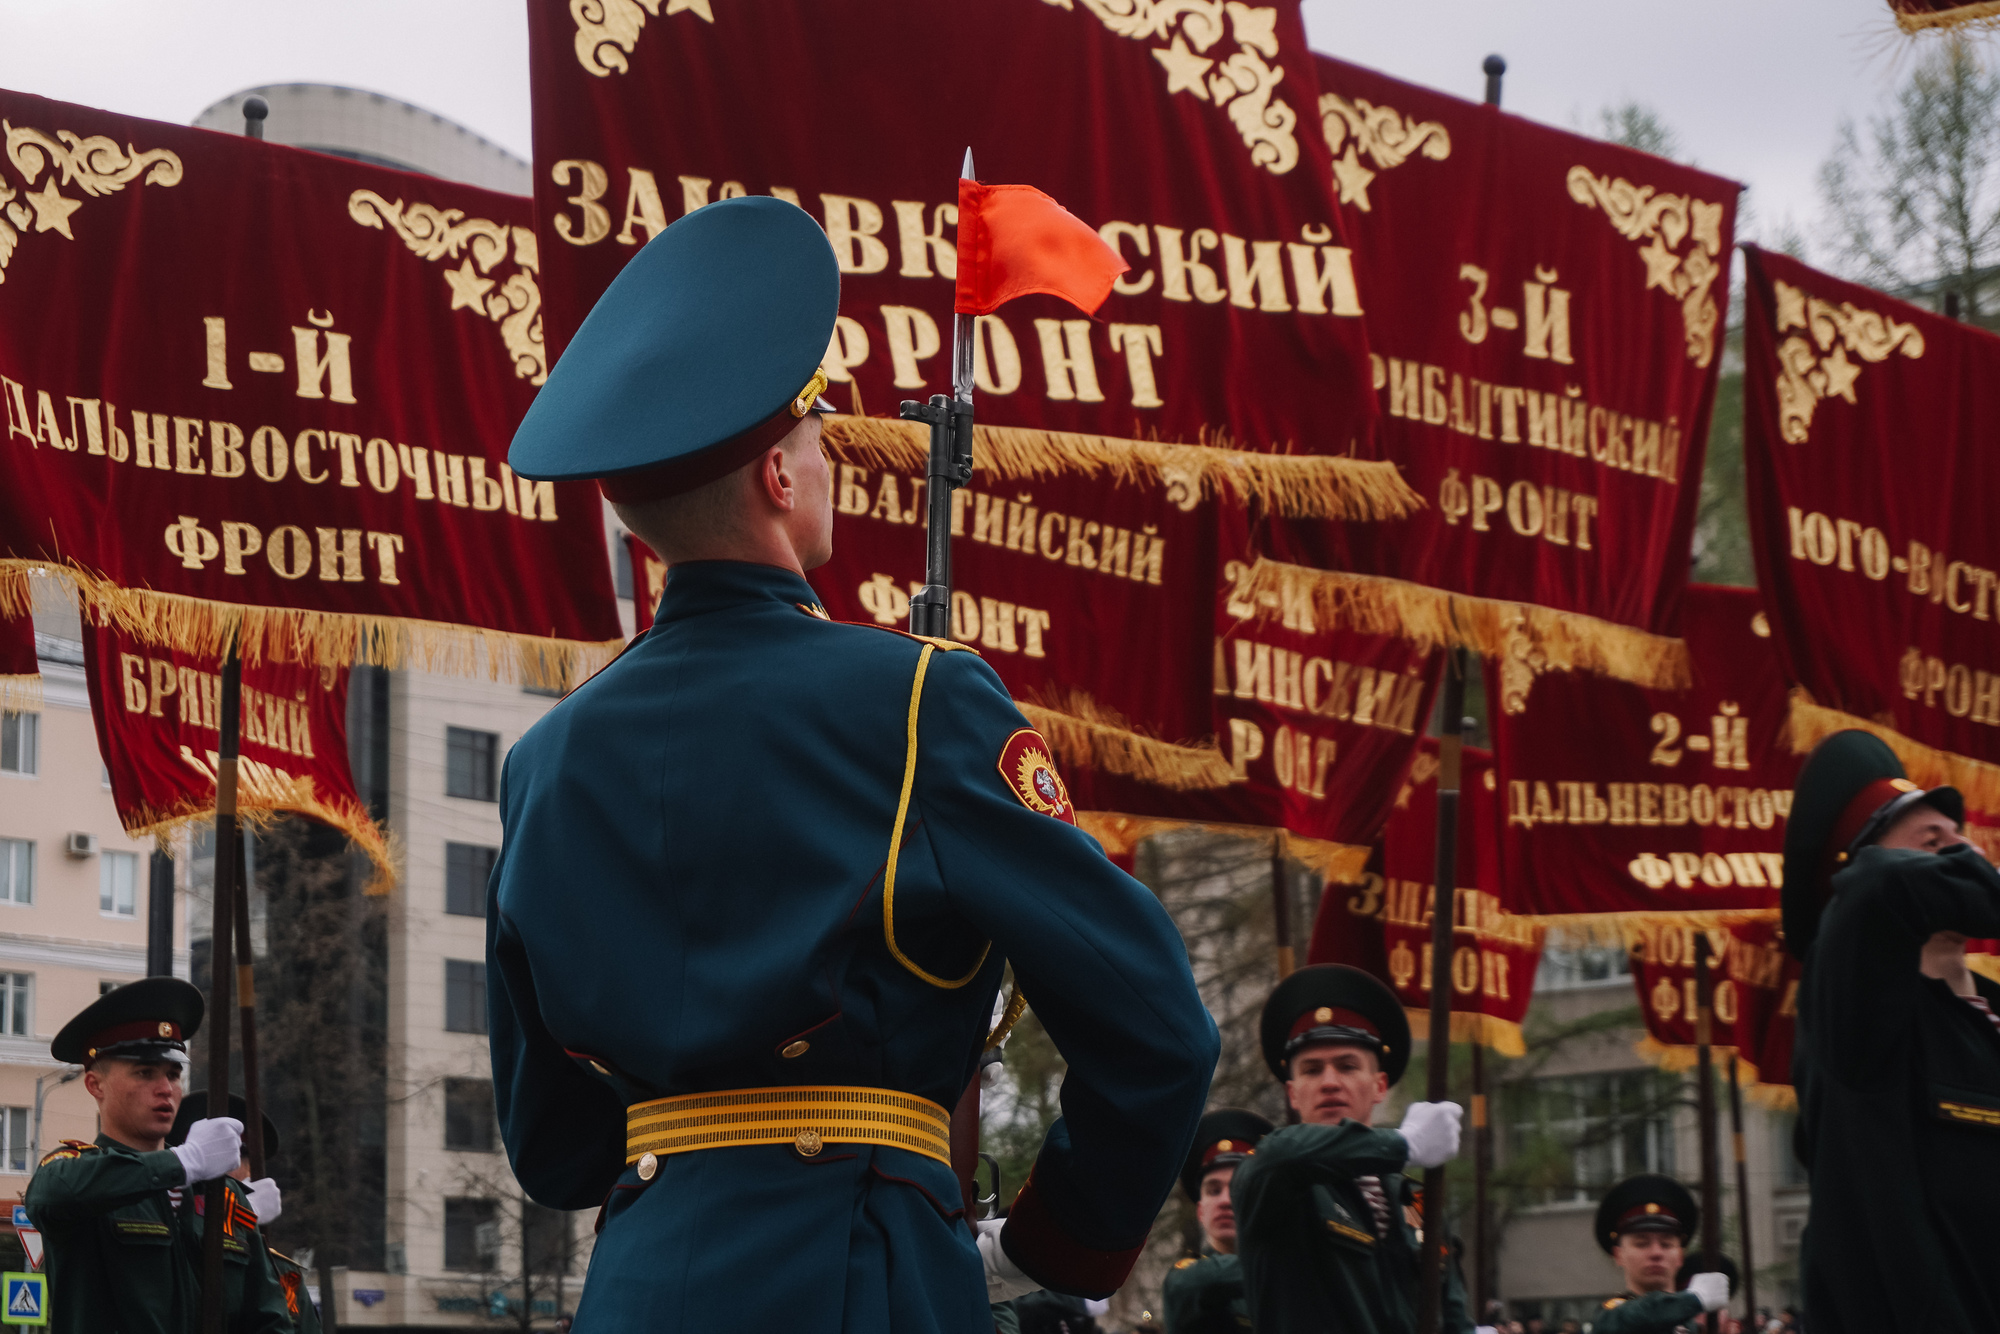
[1,1272,46,1325]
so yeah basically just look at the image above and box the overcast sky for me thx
[0,0,1938,258]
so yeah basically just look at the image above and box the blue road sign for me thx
[6,1211,25,1230]
[2,1272,47,1326]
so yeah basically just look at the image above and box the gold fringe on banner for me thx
[1074,810,1373,884]
[1404,1007,1528,1058]
[1893,0,2000,31]
[1632,1035,1795,1108]
[821,416,1424,521]
[1232,560,1692,696]
[1017,692,1236,792]
[1782,690,2000,814]
[2,560,624,690]
[1517,907,1782,948]
[0,675,38,711]
[127,790,398,895]
[1969,954,2000,986]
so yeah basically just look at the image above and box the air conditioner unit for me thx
[64,832,98,859]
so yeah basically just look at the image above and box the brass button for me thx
[794,1130,823,1157]
[636,1152,657,1181]
[781,1040,810,1059]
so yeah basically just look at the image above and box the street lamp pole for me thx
[30,1066,84,1172]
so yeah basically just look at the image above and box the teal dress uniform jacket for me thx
[1231,1121,1470,1334]
[1796,843,2000,1333]
[488,561,1218,1332]
[1161,1249,1249,1332]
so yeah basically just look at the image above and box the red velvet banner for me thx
[1488,584,1794,925]
[79,621,388,885]
[0,89,620,683]
[527,0,1420,519]
[1253,56,1741,691]
[1743,246,2000,811]
[1307,740,1545,1053]
[624,534,665,633]
[1626,919,1793,1093]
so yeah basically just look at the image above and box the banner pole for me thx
[200,644,242,1334]
[1729,1053,1756,1324]
[1693,932,1722,1334]
[1270,834,1295,980]
[1416,647,1467,1334]
[232,831,265,1180]
[1483,54,1506,109]
[1471,1037,1489,1319]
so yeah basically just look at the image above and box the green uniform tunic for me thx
[266,1250,321,1334]
[1591,1290,1703,1333]
[1161,1248,1249,1333]
[24,1135,291,1334]
[1796,844,2000,1333]
[1231,1121,1470,1334]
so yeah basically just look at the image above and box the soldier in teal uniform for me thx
[1588,1175,1730,1333]
[170,1094,318,1334]
[1230,965,1469,1334]
[1782,731,2000,1333]
[1161,1109,1269,1333]
[492,196,1219,1331]
[24,977,290,1333]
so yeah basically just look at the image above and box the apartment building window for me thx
[0,1108,27,1173]
[0,840,31,906]
[524,1202,574,1276]
[445,960,487,1035]
[0,975,31,1038]
[444,1078,497,1152]
[442,1197,498,1272]
[1533,941,1633,991]
[0,711,36,776]
[1503,1070,1678,1205]
[445,843,497,918]
[100,850,138,918]
[445,727,498,802]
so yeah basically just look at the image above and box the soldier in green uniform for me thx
[170,1094,317,1334]
[23,977,291,1333]
[1589,1175,1731,1333]
[1230,965,1470,1334]
[1782,731,2000,1333]
[1162,1109,1270,1333]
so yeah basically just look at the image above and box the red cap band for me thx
[1288,1006,1380,1046]
[84,1018,184,1063]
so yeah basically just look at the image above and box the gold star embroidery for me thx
[23,179,82,239]
[1818,345,1862,403]
[664,0,714,19]
[1774,279,1807,333]
[1330,145,1377,210]
[1152,37,1214,100]
[443,259,496,312]
[1637,235,1682,292]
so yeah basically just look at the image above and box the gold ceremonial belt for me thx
[625,1085,953,1169]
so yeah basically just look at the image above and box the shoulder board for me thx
[1174,1257,1199,1269]
[39,1140,98,1165]
[836,620,980,654]
[1602,1298,1627,1311]
[268,1247,298,1265]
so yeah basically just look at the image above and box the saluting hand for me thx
[1398,1101,1463,1169]
[171,1117,243,1185]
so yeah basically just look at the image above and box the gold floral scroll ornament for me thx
[347,192,548,385]
[0,122,182,284]
[1317,94,1450,210]
[1769,277,1924,444]
[1566,167,1727,368]
[571,0,715,77]
[1042,0,1300,175]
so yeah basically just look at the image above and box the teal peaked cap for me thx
[510,196,840,484]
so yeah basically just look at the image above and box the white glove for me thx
[246,1177,282,1225]
[975,1219,1043,1303]
[1398,1101,1463,1169]
[1687,1271,1730,1312]
[171,1117,243,1185]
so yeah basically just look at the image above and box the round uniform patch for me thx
[998,729,1076,824]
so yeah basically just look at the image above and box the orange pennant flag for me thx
[953,179,1129,317]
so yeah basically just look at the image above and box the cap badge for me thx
[1645,1203,1660,1213]
[158,1023,174,1037]
[1890,779,1919,793]
[1315,1007,1334,1023]
[1216,1139,1233,1152]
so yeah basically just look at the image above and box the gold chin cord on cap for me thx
[790,368,831,418]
